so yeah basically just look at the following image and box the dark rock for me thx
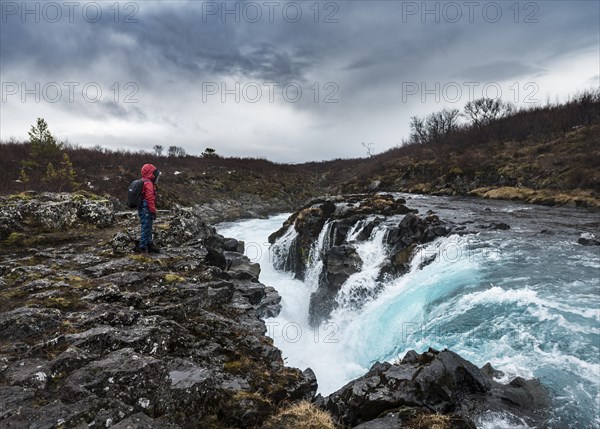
[321,348,547,427]
[206,246,227,269]
[301,368,318,400]
[256,286,282,318]
[481,362,504,379]
[1,396,130,428]
[480,222,510,230]
[206,281,235,307]
[0,385,36,419]
[224,238,245,253]
[308,244,362,325]
[63,348,169,410]
[221,393,272,428]
[578,236,600,246]
[111,412,181,428]
[324,245,362,288]
[225,251,261,279]
[353,408,476,429]
[0,307,62,342]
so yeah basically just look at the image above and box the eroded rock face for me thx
[319,348,548,428]
[269,194,452,325]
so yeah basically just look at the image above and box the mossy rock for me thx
[6,192,34,201]
[164,273,185,283]
[72,190,106,201]
[4,232,27,246]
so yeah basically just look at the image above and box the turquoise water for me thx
[218,195,600,428]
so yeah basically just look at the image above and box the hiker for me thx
[136,163,161,254]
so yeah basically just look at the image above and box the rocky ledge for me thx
[0,193,317,428]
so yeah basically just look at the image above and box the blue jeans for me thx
[138,201,153,249]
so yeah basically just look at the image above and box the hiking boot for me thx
[134,245,148,254]
[147,243,161,253]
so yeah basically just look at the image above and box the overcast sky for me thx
[1,0,598,162]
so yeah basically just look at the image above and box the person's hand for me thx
[151,212,157,221]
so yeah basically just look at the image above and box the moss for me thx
[3,270,44,286]
[232,391,269,403]
[63,275,95,289]
[469,186,600,208]
[164,273,185,284]
[0,288,28,301]
[3,232,66,248]
[129,254,154,264]
[60,319,79,333]
[28,293,87,312]
[72,190,105,201]
[6,192,33,201]
[129,254,168,267]
[448,166,464,176]
[4,232,27,246]
[223,357,250,374]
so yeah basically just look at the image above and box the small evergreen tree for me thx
[42,162,57,183]
[28,118,63,162]
[59,153,79,190]
[18,168,30,185]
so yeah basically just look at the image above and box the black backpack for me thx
[127,179,146,209]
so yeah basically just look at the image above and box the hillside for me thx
[341,124,600,207]
[1,92,599,210]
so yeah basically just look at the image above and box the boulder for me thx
[320,348,548,427]
[224,251,261,280]
[578,233,600,246]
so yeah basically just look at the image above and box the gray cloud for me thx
[1,0,598,161]
[457,61,547,81]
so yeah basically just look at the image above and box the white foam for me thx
[475,412,532,429]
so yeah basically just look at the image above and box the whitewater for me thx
[218,194,599,428]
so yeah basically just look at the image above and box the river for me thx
[217,193,599,428]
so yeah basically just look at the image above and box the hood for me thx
[141,163,159,182]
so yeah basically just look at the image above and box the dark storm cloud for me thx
[0,2,315,83]
[1,0,599,160]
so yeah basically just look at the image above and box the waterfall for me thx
[217,197,600,427]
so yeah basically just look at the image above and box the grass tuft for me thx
[262,401,336,429]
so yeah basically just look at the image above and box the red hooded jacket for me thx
[141,163,158,213]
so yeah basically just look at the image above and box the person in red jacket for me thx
[136,163,161,253]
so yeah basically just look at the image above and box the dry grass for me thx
[262,401,336,429]
[469,186,600,208]
[414,413,452,429]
